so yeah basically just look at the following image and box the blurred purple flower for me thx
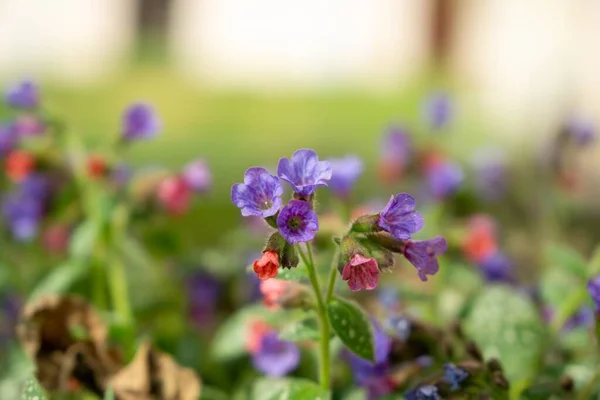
[405,385,442,400]
[472,149,507,201]
[566,117,596,146]
[252,332,300,377]
[346,322,395,399]
[341,253,380,291]
[587,275,600,311]
[231,167,283,218]
[443,363,469,391]
[402,236,448,282]
[20,173,51,200]
[379,126,412,184]
[2,191,42,241]
[478,252,513,283]
[5,80,39,109]
[544,305,594,332]
[122,103,161,140]
[423,91,453,130]
[377,193,423,240]
[187,272,221,327]
[328,155,363,198]
[277,149,332,197]
[276,200,318,244]
[0,123,17,155]
[426,160,464,199]
[183,159,212,192]
[378,286,400,312]
[111,163,132,188]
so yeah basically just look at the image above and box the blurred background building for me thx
[0,0,599,141]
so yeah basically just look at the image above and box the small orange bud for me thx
[253,250,280,280]
[86,155,108,179]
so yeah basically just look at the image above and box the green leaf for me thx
[29,261,87,300]
[103,386,115,400]
[277,264,308,281]
[69,220,101,259]
[464,286,546,395]
[544,243,588,279]
[252,378,329,400]
[21,377,47,400]
[279,317,320,342]
[327,297,374,361]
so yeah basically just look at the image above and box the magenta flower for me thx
[277,149,332,196]
[252,332,300,377]
[329,155,363,198]
[5,80,39,109]
[231,167,283,218]
[122,102,161,140]
[342,254,380,291]
[402,237,447,281]
[276,200,318,244]
[378,193,424,240]
[183,159,212,192]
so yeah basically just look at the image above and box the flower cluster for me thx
[246,320,300,377]
[341,193,447,290]
[232,149,331,279]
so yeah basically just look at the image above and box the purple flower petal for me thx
[427,161,463,200]
[403,237,447,282]
[122,102,161,140]
[276,200,318,244]
[5,80,39,109]
[588,275,600,311]
[423,91,453,130]
[252,332,300,377]
[378,193,424,240]
[277,149,332,196]
[231,167,283,218]
[183,159,212,192]
[328,155,363,198]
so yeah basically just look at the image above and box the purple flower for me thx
[381,126,412,165]
[346,322,395,399]
[546,306,594,332]
[472,150,507,201]
[252,332,300,377]
[277,149,332,196]
[187,272,221,327]
[443,363,469,391]
[378,287,400,311]
[276,200,318,244]
[20,174,51,200]
[13,114,45,137]
[388,315,411,341]
[231,167,283,218]
[587,275,600,311]
[2,191,42,241]
[566,117,595,146]
[0,123,17,155]
[423,91,453,130]
[405,385,441,400]
[426,161,464,199]
[478,252,513,283]
[402,237,448,282]
[183,159,212,192]
[111,163,132,188]
[5,80,39,108]
[328,155,363,198]
[377,193,424,240]
[122,102,161,140]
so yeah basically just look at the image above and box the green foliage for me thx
[327,297,374,362]
[277,264,308,282]
[252,378,329,400]
[280,317,320,342]
[464,286,546,395]
[103,386,115,400]
[21,377,47,400]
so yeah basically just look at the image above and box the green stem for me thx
[91,248,107,310]
[550,287,588,333]
[297,243,330,390]
[326,248,340,302]
[107,204,133,324]
[578,368,600,400]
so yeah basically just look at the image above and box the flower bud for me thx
[281,242,299,269]
[265,232,286,254]
[5,150,35,182]
[350,214,381,234]
[253,250,280,280]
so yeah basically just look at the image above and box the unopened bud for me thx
[281,243,299,269]
[350,214,381,234]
